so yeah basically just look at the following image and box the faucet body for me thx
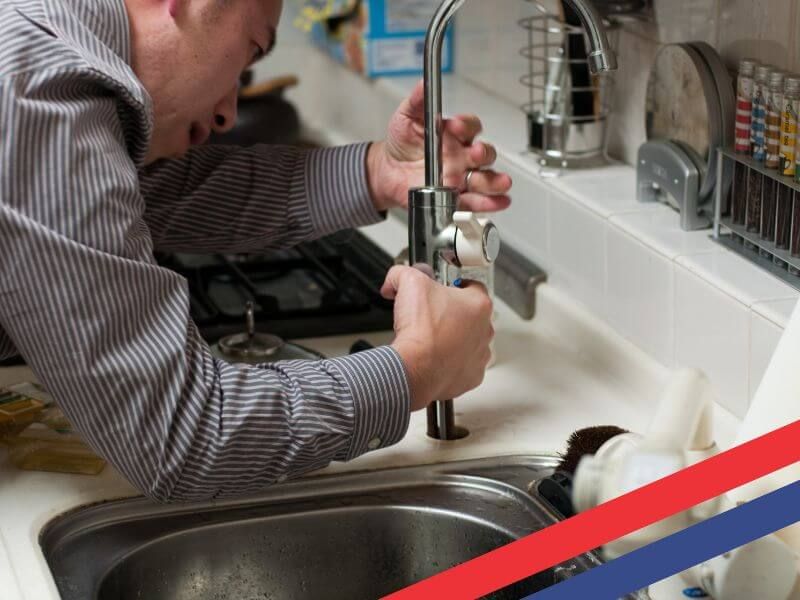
[410,0,617,440]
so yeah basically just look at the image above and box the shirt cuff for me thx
[326,346,411,461]
[302,143,386,236]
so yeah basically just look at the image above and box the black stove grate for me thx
[156,230,396,343]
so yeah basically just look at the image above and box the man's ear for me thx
[166,0,183,18]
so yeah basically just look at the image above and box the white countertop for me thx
[0,215,681,600]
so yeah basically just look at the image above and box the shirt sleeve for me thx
[0,72,411,502]
[139,142,386,253]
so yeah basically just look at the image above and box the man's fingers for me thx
[464,169,512,194]
[468,142,497,168]
[444,114,483,145]
[380,264,433,300]
[458,193,512,213]
[380,265,407,300]
[400,80,426,122]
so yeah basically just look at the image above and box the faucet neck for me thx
[422,0,617,189]
[423,0,465,188]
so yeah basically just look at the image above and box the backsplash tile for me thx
[653,0,719,46]
[752,297,800,328]
[606,223,676,365]
[796,5,800,72]
[605,27,659,166]
[749,311,783,401]
[717,0,797,71]
[492,155,552,266]
[548,190,608,317]
[610,207,719,260]
[674,263,751,418]
[676,250,798,308]
[552,164,654,219]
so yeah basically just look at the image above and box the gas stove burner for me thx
[156,230,395,343]
[215,302,324,364]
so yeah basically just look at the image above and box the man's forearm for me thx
[140,143,388,254]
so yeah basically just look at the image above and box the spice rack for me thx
[713,147,800,290]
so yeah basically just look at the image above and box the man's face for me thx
[133,0,282,163]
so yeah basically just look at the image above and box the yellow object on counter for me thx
[1,383,106,475]
[3,425,106,475]
[0,385,45,438]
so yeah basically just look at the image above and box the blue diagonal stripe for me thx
[524,480,800,600]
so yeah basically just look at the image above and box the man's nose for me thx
[212,87,238,133]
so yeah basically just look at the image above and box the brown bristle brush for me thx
[537,426,628,518]
[557,426,629,475]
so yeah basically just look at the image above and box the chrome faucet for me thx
[410,0,618,441]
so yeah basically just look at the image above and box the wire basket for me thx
[519,0,619,169]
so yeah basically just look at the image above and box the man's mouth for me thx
[189,123,210,146]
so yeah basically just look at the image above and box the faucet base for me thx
[427,400,469,441]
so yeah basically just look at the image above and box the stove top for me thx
[155,230,396,343]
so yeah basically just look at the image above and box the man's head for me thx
[125,0,282,163]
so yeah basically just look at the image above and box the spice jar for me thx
[765,71,785,169]
[750,65,772,162]
[735,59,757,154]
[780,77,800,176]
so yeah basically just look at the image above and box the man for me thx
[0,0,512,502]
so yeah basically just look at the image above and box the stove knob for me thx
[453,211,501,268]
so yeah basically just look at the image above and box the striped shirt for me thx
[0,0,410,502]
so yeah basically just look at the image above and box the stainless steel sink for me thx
[41,456,644,600]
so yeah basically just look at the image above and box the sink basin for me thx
[41,456,645,599]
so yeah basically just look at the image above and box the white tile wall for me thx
[491,155,551,266]
[676,250,798,307]
[610,207,719,260]
[674,263,751,417]
[606,223,676,365]
[548,189,609,316]
[752,297,800,328]
[749,311,783,400]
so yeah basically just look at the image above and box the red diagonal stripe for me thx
[383,419,800,600]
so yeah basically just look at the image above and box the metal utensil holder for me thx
[713,147,800,290]
[519,0,619,169]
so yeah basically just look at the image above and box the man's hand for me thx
[367,81,513,213]
[381,266,495,411]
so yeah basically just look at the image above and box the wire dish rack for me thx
[519,0,619,169]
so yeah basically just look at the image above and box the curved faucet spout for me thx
[422,0,618,188]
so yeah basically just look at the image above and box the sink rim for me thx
[40,454,561,545]
[41,454,577,600]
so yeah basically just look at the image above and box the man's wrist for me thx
[391,337,436,411]
[366,141,392,213]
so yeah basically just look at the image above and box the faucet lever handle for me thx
[453,211,501,268]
